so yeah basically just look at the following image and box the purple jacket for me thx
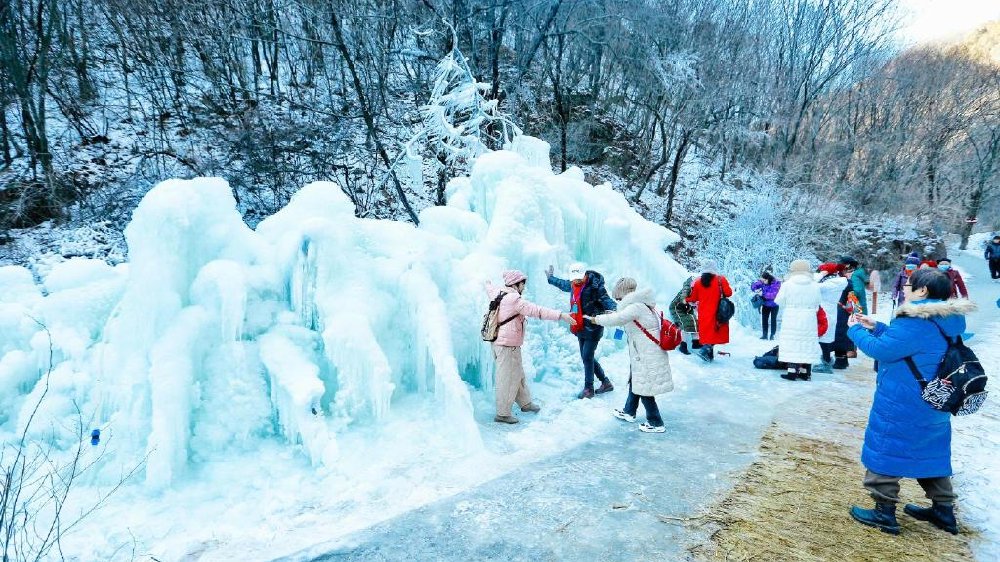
[751,279,782,307]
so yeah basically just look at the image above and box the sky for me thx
[897,0,1000,45]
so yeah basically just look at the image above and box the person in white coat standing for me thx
[587,278,673,433]
[775,260,822,381]
[813,263,848,374]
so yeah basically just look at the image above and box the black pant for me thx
[991,258,1000,279]
[761,305,778,337]
[623,378,662,426]
[579,337,608,390]
[820,342,833,363]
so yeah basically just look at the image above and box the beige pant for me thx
[493,345,532,416]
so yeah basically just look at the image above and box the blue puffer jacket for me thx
[848,299,975,478]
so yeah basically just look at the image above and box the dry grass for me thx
[689,363,978,562]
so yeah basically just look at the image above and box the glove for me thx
[545,265,554,277]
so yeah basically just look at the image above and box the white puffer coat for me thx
[816,274,848,345]
[591,288,673,396]
[775,274,822,364]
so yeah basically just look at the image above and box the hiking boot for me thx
[678,341,691,355]
[577,387,595,399]
[638,422,665,433]
[596,380,614,394]
[850,502,900,535]
[612,408,636,422]
[494,414,519,424]
[904,503,958,535]
[520,403,540,413]
[832,357,849,370]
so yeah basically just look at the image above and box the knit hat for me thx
[788,259,812,277]
[817,262,843,275]
[567,262,587,280]
[503,270,527,287]
[905,252,921,266]
[612,277,637,300]
[700,259,719,274]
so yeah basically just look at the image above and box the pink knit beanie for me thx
[503,270,527,287]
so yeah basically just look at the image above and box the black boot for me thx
[692,339,702,350]
[678,341,691,355]
[799,365,812,381]
[780,367,799,381]
[832,357,849,370]
[904,503,958,535]
[850,502,900,535]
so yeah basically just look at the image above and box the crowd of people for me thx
[484,239,990,535]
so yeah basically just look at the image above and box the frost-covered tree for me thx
[407,31,522,206]
[698,188,816,328]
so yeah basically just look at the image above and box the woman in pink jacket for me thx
[486,270,576,424]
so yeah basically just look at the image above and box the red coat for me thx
[686,275,733,345]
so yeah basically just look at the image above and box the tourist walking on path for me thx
[486,270,576,424]
[839,256,870,314]
[587,278,673,433]
[669,276,699,355]
[814,263,848,374]
[546,262,617,399]
[685,260,733,363]
[935,258,968,299]
[985,235,1000,281]
[847,269,976,535]
[751,271,781,340]
[892,253,921,307]
[775,260,822,381]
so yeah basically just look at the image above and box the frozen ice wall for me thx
[0,137,687,489]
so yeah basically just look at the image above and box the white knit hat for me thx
[567,262,587,280]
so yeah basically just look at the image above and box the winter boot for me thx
[850,502,900,535]
[596,380,615,394]
[904,503,958,535]
[691,339,702,350]
[577,387,595,399]
[697,346,713,363]
[678,341,691,355]
[494,415,519,424]
[520,403,541,413]
[781,367,800,381]
[799,366,812,381]
[832,357,850,370]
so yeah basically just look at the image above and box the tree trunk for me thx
[959,182,983,251]
[330,9,419,225]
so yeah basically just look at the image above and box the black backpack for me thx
[904,320,988,416]
[715,278,736,324]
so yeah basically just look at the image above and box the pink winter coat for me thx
[486,282,563,347]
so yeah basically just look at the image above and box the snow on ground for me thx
[951,240,1000,561]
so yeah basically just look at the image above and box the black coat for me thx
[547,270,617,339]
[833,284,856,353]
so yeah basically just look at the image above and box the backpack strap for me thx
[496,292,519,328]
[633,304,660,346]
[903,356,929,389]
[903,317,953,389]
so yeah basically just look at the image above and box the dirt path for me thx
[690,361,978,562]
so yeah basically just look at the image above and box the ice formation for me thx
[0,137,685,489]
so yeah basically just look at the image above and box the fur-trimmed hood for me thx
[894,298,975,339]
[618,287,655,308]
[894,298,977,319]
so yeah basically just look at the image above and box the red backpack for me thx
[634,305,683,351]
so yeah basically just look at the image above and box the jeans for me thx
[761,305,778,337]
[820,342,833,363]
[991,258,1000,279]
[863,470,957,506]
[579,337,608,390]
[623,378,662,426]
